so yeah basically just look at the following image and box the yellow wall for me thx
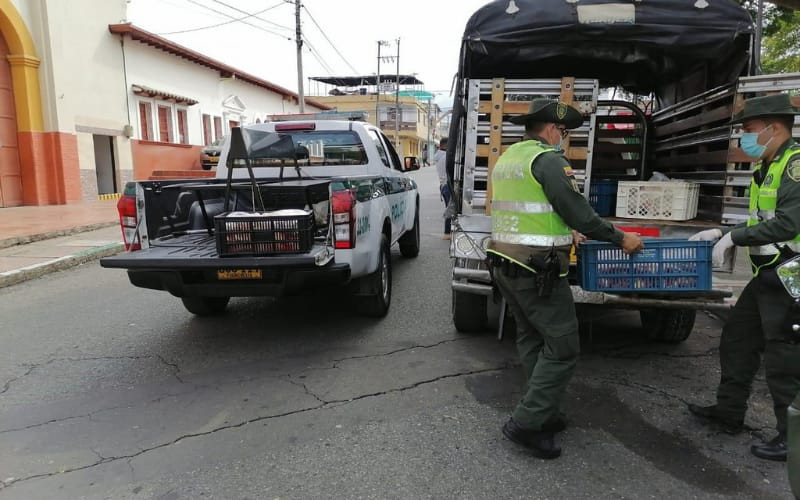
[0,0,43,132]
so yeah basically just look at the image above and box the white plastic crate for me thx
[615,181,700,221]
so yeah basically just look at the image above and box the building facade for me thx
[0,0,325,207]
[311,94,439,160]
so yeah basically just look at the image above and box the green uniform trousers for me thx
[715,273,800,434]
[493,270,580,430]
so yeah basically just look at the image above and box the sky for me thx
[127,0,493,108]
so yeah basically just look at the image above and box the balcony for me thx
[379,121,417,133]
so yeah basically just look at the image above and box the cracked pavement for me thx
[0,168,794,499]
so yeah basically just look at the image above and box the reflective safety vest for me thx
[488,140,572,274]
[747,145,800,274]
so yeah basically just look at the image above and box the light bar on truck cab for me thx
[117,194,141,251]
[331,189,357,249]
[274,122,316,131]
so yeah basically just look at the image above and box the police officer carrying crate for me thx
[688,93,800,462]
[487,99,644,459]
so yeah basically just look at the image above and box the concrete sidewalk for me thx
[0,201,123,289]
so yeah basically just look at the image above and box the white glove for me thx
[712,232,735,269]
[688,228,723,242]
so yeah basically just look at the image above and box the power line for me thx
[210,0,294,33]
[180,0,293,41]
[301,5,359,75]
[157,2,286,35]
[304,38,336,75]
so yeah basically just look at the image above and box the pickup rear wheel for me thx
[181,296,230,316]
[399,202,420,258]
[356,235,392,317]
[452,290,487,333]
[640,308,696,343]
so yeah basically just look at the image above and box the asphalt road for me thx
[0,166,793,499]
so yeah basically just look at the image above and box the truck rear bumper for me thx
[126,264,351,297]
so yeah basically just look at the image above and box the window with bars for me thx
[177,109,188,145]
[213,116,222,141]
[138,102,153,141]
[202,114,212,146]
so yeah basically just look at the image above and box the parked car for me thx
[201,135,227,170]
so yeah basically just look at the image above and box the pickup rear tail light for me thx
[117,194,141,251]
[331,189,356,249]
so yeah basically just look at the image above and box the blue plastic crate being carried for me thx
[578,239,712,292]
[589,179,618,216]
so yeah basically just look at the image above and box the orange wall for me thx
[18,131,80,205]
[131,140,203,181]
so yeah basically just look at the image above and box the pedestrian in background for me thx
[688,93,800,462]
[434,138,452,239]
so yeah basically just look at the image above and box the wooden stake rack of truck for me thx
[447,0,800,342]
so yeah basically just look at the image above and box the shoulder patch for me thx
[788,158,800,182]
[563,166,575,177]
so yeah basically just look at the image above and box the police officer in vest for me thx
[688,93,800,462]
[487,99,644,459]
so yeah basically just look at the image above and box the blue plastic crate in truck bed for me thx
[578,239,712,292]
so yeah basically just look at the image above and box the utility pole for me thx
[426,98,433,165]
[394,38,401,152]
[295,0,305,113]
[376,40,388,128]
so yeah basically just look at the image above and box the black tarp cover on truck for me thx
[447,0,755,185]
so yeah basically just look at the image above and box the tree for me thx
[762,10,800,72]
[737,1,800,73]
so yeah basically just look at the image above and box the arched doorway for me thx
[0,31,21,206]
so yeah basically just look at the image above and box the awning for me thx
[309,75,424,87]
[131,84,198,105]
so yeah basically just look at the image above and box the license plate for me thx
[209,156,219,163]
[217,269,262,280]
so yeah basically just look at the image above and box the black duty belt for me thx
[488,254,535,279]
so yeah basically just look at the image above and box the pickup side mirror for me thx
[403,156,420,172]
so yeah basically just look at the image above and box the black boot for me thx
[687,403,744,435]
[502,418,561,459]
[541,412,568,433]
[751,434,787,462]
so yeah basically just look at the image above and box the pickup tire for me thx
[398,202,420,258]
[640,309,696,343]
[452,290,487,333]
[356,235,392,317]
[181,296,230,316]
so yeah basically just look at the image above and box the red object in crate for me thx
[618,226,660,237]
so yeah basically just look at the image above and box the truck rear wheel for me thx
[356,235,392,317]
[640,309,696,343]
[452,290,487,333]
[181,296,230,316]
[399,203,420,258]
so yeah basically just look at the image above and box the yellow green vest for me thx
[488,140,572,272]
[747,145,800,274]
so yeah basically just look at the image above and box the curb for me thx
[0,221,119,251]
[0,242,125,290]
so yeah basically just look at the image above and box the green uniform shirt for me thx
[527,136,625,245]
[731,139,800,249]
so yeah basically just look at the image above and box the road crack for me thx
[330,338,465,368]
[0,365,36,395]
[0,363,509,490]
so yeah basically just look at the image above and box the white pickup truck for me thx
[101,119,421,317]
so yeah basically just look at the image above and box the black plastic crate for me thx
[214,211,314,256]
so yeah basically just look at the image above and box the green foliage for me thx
[737,1,800,73]
[762,10,800,73]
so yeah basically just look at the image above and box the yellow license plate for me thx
[217,269,262,280]
[209,156,219,163]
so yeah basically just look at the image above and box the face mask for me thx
[552,136,563,152]
[740,125,773,159]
